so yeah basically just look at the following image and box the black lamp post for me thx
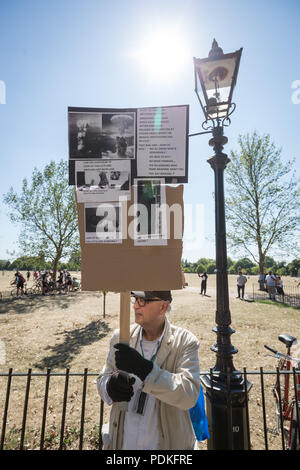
[192,40,252,450]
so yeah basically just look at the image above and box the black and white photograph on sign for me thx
[133,178,167,246]
[69,112,105,158]
[85,203,122,243]
[136,105,188,182]
[68,110,136,160]
[75,160,130,202]
[102,113,135,159]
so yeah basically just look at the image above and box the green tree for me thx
[196,263,205,275]
[225,131,300,275]
[250,265,259,275]
[0,260,11,270]
[3,160,79,280]
[264,256,276,269]
[11,255,41,270]
[206,262,216,274]
[233,257,255,273]
[67,250,81,271]
[287,259,300,277]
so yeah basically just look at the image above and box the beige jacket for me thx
[97,317,200,450]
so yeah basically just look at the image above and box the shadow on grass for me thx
[0,292,88,315]
[34,319,111,369]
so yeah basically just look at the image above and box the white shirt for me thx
[266,274,276,286]
[237,274,247,286]
[103,323,166,450]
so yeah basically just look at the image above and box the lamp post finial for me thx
[209,39,224,58]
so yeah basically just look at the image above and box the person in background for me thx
[14,271,25,297]
[198,272,208,295]
[265,271,277,301]
[57,270,64,294]
[236,271,247,300]
[97,290,200,450]
[65,271,73,293]
[41,271,49,295]
[276,275,285,298]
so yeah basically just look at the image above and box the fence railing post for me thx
[0,367,13,450]
[0,368,298,450]
[40,368,51,450]
[79,368,88,450]
[259,366,268,450]
[20,368,32,450]
[59,368,70,450]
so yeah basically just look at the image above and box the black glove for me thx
[106,372,135,402]
[114,343,153,382]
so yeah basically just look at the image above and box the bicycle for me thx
[10,280,35,297]
[264,334,300,450]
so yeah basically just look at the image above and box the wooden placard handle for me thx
[118,291,131,411]
[119,291,131,344]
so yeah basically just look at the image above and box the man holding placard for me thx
[97,291,200,450]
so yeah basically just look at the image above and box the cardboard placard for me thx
[76,185,184,291]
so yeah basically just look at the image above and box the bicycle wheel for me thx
[33,285,42,295]
[273,392,290,448]
[289,403,300,450]
[10,288,18,297]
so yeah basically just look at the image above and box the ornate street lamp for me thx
[192,40,252,450]
[193,38,242,124]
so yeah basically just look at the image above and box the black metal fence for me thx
[251,285,300,308]
[0,368,299,450]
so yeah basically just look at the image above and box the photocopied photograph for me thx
[102,112,135,159]
[75,160,130,202]
[68,109,136,160]
[69,111,104,158]
[133,178,167,246]
[84,202,122,243]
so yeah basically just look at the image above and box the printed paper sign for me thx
[84,202,123,243]
[133,179,167,246]
[76,160,130,203]
[137,106,188,180]
[68,105,188,184]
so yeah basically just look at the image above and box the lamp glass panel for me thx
[206,86,231,105]
[197,57,236,90]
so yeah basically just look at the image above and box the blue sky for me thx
[0,0,299,262]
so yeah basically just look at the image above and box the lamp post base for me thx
[201,373,252,450]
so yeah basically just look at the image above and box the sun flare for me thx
[134,28,191,82]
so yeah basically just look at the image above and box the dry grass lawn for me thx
[0,271,299,450]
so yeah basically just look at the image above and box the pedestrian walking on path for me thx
[236,271,247,299]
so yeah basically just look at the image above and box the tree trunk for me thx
[258,254,265,291]
[52,250,62,282]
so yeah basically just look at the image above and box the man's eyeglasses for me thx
[131,296,162,307]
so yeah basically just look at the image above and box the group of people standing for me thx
[198,270,249,300]
[37,269,73,295]
[264,271,285,300]
[12,269,74,296]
